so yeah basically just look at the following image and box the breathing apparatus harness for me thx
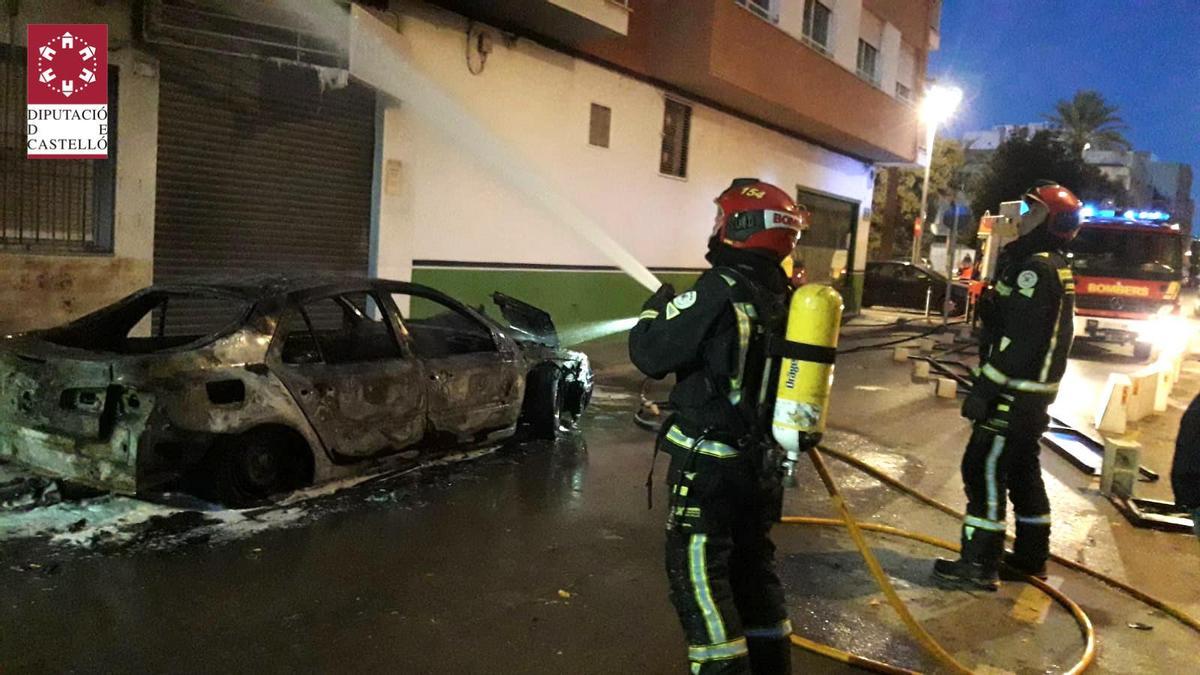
[650,264,789,523]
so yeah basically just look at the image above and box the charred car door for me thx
[268,291,425,461]
[386,288,522,439]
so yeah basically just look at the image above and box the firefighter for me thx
[629,178,803,674]
[1172,393,1200,539]
[933,181,1083,589]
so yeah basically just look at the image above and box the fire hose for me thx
[634,384,1200,674]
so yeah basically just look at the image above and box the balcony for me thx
[429,0,630,42]
[582,0,921,163]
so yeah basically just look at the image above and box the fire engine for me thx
[975,203,1187,361]
[1068,208,1186,360]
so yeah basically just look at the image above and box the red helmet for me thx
[713,178,806,259]
[1021,181,1083,239]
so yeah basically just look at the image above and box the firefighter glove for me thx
[962,371,1002,421]
[961,391,991,421]
[643,283,677,312]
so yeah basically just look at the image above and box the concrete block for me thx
[957,324,974,342]
[917,338,935,353]
[935,378,957,398]
[1188,331,1200,355]
[1126,366,1158,423]
[913,359,931,379]
[1100,438,1141,498]
[892,346,910,363]
[1154,366,1173,413]
[1095,374,1131,435]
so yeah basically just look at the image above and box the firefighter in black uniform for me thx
[1172,394,1200,539]
[629,179,804,674]
[934,181,1083,589]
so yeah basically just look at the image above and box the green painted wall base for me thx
[845,271,864,314]
[411,267,701,345]
[412,265,866,345]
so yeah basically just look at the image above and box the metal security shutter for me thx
[154,49,374,330]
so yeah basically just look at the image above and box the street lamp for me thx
[912,83,963,264]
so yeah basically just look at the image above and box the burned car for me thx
[0,277,592,506]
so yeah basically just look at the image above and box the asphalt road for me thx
[1,320,1198,674]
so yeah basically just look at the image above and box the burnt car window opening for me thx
[1070,228,1183,281]
[397,293,497,358]
[44,290,250,354]
[282,293,402,365]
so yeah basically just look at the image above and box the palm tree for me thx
[1045,90,1131,155]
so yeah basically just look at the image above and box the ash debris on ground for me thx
[0,441,542,561]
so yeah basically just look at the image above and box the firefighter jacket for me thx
[1172,394,1200,509]
[975,234,1076,405]
[629,244,790,442]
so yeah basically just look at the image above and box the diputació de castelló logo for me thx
[26,23,109,159]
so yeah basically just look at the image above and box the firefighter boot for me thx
[933,527,1004,591]
[746,636,790,675]
[1001,521,1050,581]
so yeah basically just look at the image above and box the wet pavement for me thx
[2,319,1199,673]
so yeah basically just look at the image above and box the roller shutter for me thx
[153,49,374,330]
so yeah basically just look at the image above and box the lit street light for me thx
[912,83,964,265]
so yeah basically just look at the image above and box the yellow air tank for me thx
[771,284,843,468]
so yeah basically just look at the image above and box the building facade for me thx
[959,122,1195,233]
[1147,161,1194,235]
[1,0,940,336]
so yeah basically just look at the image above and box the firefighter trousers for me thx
[960,397,1053,567]
[660,426,791,674]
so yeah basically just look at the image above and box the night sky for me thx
[928,0,1200,226]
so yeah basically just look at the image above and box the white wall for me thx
[879,23,901,94]
[374,2,874,275]
[831,0,864,71]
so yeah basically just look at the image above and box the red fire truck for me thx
[1069,213,1186,360]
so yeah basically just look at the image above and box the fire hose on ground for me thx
[634,388,1200,673]
[641,287,1198,671]
[638,391,1099,667]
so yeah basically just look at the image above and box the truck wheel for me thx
[1133,341,1154,362]
[522,366,562,440]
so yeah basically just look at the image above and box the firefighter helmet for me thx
[1020,181,1083,239]
[713,178,806,259]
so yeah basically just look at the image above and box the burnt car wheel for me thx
[522,365,563,439]
[205,428,310,507]
[560,378,590,428]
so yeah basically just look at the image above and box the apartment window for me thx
[1,45,116,253]
[589,103,611,148]
[856,40,880,86]
[659,99,691,179]
[737,0,778,24]
[802,0,832,51]
[896,42,917,104]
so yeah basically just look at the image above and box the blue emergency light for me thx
[1080,204,1169,222]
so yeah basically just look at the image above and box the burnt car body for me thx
[0,277,592,505]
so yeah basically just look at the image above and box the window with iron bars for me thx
[1,45,117,253]
[659,98,691,179]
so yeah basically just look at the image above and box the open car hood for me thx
[491,293,559,349]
